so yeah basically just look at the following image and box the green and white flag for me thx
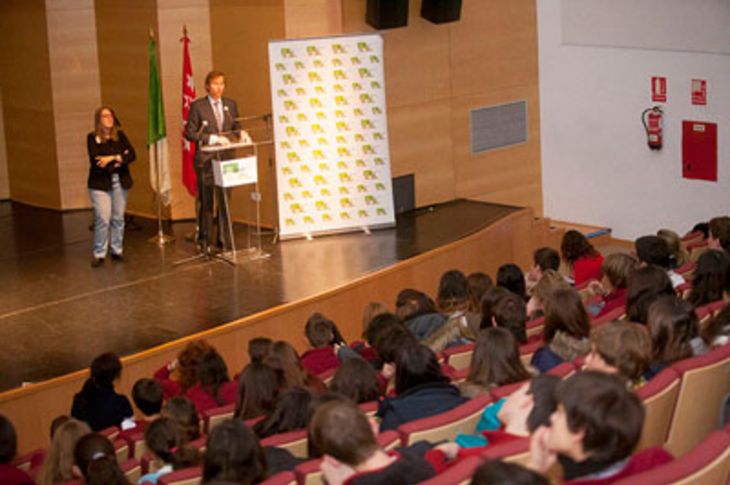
[148,30,171,206]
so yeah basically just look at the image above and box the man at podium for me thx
[184,70,242,254]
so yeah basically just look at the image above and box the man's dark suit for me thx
[184,96,240,251]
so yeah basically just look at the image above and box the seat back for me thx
[376,430,401,451]
[113,438,130,463]
[519,340,542,366]
[442,343,476,370]
[158,466,203,485]
[123,430,147,459]
[294,458,324,485]
[614,430,730,485]
[636,367,681,450]
[358,400,378,417]
[99,426,121,441]
[317,367,337,387]
[480,437,531,466]
[591,305,625,326]
[417,456,484,485]
[398,394,492,446]
[260,429,309,458]
[490,380,529,400]
[261,471,298,485]
[526,316,545,338]
[202,403,236,433]
[546,361,576,378]
[666,344,730,456]
[120,457,142,483]
[11,447,45,472]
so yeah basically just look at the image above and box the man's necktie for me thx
[214,101,224,132]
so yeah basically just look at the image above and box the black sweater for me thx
[86,130,136,190]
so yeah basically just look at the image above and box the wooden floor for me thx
[0,199,518,392]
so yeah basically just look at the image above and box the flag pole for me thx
[148,27,174,246]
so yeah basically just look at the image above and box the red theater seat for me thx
[418,456,484,485]
[398,394,492,446]
[442,343,476,370]
[636,367,681,450]
[260,429,309,458]
[614,430,730,485]
[158,466,202,485]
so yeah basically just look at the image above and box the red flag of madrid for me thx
[181,26,197,196]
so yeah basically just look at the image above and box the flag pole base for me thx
[148,231,175,246]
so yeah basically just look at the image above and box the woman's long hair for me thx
[234,362,280,420]
[144,418,200,470]
[37,419,91,485]
[467,327,531,388]
[93,105,120,141]
[688,250,729,307]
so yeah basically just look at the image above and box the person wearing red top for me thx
[0,415,34,485]
[185,350,238,414]
[561,230,604,286]
[153,340,214,400]
[528,371,673,483]
[301,313,343,376]
[119,378,164,440]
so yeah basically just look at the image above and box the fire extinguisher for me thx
[641,106,663,150]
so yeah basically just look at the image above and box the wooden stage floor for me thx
[0,199,518,392]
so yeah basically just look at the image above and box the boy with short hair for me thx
[529,371,673,484]
[301,313,347,376]
[635,235,685,288]
[120,377,163,436]
[527,247,561,293]
[311,400,436,484]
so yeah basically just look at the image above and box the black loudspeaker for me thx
[366,0,409,30]
[420,0,462,24]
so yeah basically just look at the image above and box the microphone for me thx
[195,120,208,138]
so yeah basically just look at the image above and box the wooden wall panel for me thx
[0,89,8,199]
[0,207,541,453]
[0,0,61,209]
[284,0,342,39]
[449,0,542,214]
[46,0,103,210]
[95,0,158,217]
[210,0,285,227]
[157,0,213,220]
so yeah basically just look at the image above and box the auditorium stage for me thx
[0,199,518,392]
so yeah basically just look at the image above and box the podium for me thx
[175,132,272,266]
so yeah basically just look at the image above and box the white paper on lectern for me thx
[213,156,258,188]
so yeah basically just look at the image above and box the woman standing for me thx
[87,106,135,267]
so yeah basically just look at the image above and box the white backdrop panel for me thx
[269,34,395,239]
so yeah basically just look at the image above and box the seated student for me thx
[0,415,34,485]
[472,460,549,485]
[531,288,591,373]
[585,322,651,388]
[688,250,729,307]
[161,396,201,442]
[466,272,494,326]
[491,290,531,344]
[586,253,638,318]
[377,344,467,431]
[329,357,381,404]
[479,287,511,329]
[635,235,685,288]
[311,400,437,485]
[154,339,213,400]
[374,324,418,393]
[427,375,560,467]
[702,302,730,348]
[395,289,446,341]
[248,337,272,364]
[185,349,239,414]
[253,386,312,439]
[202,419,266,485]
[657,229,690,269]
[645,296,705,379]
[497,263,528,301]
[460,327,533,398]
[37,418,91,485]
[625,266,675,324]
[139,418,200,484]
[120,378,163,438]
[526,247,561,295]
[527,269,571,321]
[266,341,326,391]
[301,313,342,375]
[561,230,604,286]
[708,215,730,254]
[528,372,673,484]
[71,352,133,431]
[74,432,130,485]
[234,362,281,421]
